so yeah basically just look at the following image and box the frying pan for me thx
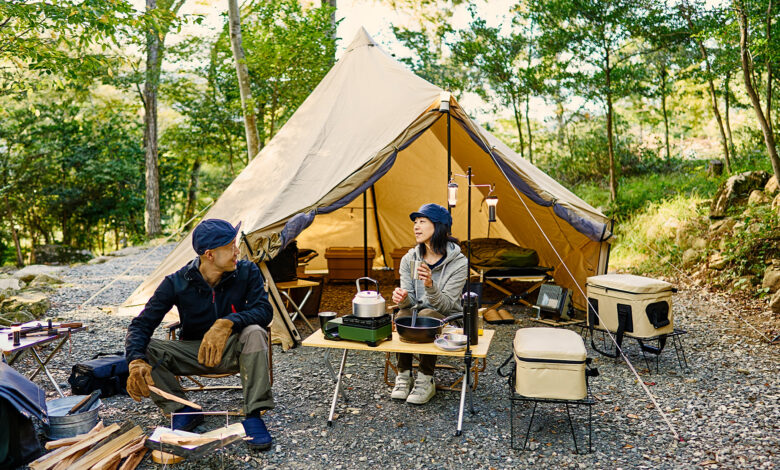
[395,313,463,343]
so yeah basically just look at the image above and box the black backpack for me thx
[68,352,129,398]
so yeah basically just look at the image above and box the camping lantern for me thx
[439,91,451,113]
[448,182,459,207]
[486,195,498,222]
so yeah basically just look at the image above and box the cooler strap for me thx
[637,334,667,355]
[590,308,630,359]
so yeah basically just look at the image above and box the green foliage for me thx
[718,205,779,282]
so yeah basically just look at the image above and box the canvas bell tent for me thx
[124,28,612,311]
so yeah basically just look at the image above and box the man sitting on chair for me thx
[125,218,274,451]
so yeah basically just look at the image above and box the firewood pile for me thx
[28,421,147,470]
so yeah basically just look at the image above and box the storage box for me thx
[514,328,587,400]
[390,246,414,280]
[324,247,376,281]
[586,274,675,338]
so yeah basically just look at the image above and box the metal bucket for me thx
[45,395,102,439]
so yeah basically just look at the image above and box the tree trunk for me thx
[322,0,337,66]
[183,158,201,231]
[766,0,773,133]
[724,70,735,156]
[525,93,533,164]
[227,0,261,161]
[738,5,780,181]
[686,12,731,172]
[510,95,525,158]
[661,64,672,159]
[143,0,162,237]
[605,55,618,201]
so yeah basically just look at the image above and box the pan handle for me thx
[441,313,463,324]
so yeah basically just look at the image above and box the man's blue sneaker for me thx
[242,416,272,451]
[171,405,204,432]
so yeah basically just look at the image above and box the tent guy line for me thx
[480,139,683,443]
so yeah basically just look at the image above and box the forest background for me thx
[1,0,778,296]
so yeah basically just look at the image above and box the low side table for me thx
[302,329,494,435]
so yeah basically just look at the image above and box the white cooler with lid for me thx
[513,328,587,400]
[586,274,675,338]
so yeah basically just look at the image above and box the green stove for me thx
[324,314,392,347]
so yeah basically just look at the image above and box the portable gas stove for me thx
[323,314,392,347]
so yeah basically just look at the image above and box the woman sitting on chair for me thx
[391,203,467,404]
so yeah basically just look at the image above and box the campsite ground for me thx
[21,244,779,469]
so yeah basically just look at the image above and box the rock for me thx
[765,175,779,195]
[28,273,63,288]
[0,290,50,320]
[770,291,780,313]
[762,266,780,293]
[12,265,64,283]
[107,246,143,257]
[692,238,707,250]
[710,218,736,237]
[32,244,93,265]
[710,171,771,218]
[682,248,702,267]
[747,190,770,206]
[709,253,727,270]
[0,278,21,291]
[88,256,111,265]
[773,194,780,212]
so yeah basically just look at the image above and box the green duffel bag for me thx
[462,238,539,268]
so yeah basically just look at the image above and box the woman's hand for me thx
[392,287,408,304]
[417,263,433,288]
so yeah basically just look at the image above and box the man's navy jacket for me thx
[125,258,273,363]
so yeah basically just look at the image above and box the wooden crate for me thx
[324,247,376,281]
[390,246,415,280]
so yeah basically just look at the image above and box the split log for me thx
[45,421,105,450]
[118,449,147,470]
[68,425,143,470]
[29,423,121,470]
[148,385,202,410]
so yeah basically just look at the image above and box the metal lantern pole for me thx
[363,191,368,279]
[457,166,474,436]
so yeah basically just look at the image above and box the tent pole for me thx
[370,185,388,267]
[447,111,452,215]
[363,191,368,279]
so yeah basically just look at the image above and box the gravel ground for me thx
[13,244,780,469]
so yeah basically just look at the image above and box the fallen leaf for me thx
[624,444,634,449]
[698,459,718,466]
[627,414,640,419]
[643,381,656,386]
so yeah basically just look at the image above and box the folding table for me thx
[473,265,553,310]
[275,279,319,333]
[302,329,494,435]
[1,323,86,397]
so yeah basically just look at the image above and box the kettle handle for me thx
[356,277,379,293]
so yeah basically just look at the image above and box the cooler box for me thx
[586,274,675,338]
[324,247,376,281]
[513,328,587,400]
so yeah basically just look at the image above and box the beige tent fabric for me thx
[125,27,610,312]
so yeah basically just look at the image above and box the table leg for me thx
[327,349,348,427]
[323,349,348,402]
[29,336,68,380]
[456,367,469,436]
[280,290,315,333]
[29,347,64,398]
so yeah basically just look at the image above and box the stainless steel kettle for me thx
[352,277,386,318]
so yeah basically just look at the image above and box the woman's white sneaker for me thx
[406,372,435,405]
[391,371,413,400]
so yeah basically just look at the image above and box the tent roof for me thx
[125,28,610,309]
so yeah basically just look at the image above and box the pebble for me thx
[11,243,778,469]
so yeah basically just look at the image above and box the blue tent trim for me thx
[450,115,608,242]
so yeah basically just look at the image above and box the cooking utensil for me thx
[395,313,463,343]
[352,277,386,318]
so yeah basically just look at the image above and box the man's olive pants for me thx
[145,325,273,415]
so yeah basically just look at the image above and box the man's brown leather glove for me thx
[198,318,234,368]
[127,359,154,402]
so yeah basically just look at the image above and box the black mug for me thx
[318,312,337,338]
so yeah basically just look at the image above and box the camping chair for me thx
[165,321,273,393]
[472,265,554,311]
